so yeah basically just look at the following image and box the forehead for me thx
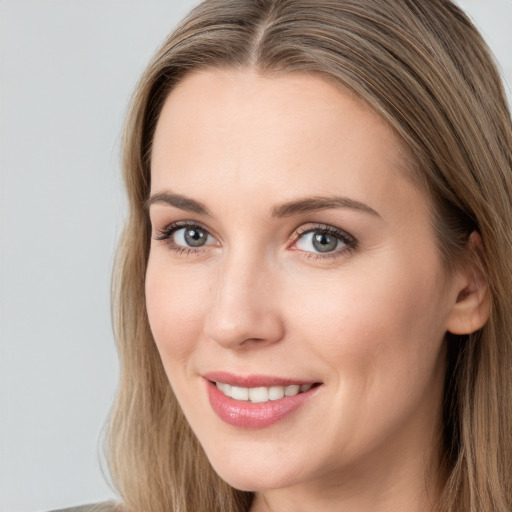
[150,68,421,218]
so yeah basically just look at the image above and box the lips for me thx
[203,371,322,428]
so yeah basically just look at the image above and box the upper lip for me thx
[203,371,320,388]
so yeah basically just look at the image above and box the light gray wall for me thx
[1,1,510,511]
[0,2,199,511]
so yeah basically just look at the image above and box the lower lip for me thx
[206,380,319,428]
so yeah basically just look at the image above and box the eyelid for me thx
[289,223,358,256]
[152,219,357,259]
[154,219,213,237]
[153,220,220,252]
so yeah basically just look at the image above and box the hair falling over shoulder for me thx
[105,1,512,511]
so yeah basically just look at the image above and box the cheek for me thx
[292,254,448,402]
[145,253,212,367]
[280,257,448,463]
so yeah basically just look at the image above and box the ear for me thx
[446,231,490,335]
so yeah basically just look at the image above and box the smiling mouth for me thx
[213,381,318,403]
[205,374,322,427]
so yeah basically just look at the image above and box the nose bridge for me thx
[204,244,283,348]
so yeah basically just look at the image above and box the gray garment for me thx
[50,502,118,512]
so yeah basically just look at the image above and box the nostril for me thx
[241,337,265,344]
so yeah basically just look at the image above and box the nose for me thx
[203,251,285,349]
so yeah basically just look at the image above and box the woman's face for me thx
[146,69,462,499]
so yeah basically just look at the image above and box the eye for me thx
[293,225,356,256]
[173,225,213,247]
[154,221,218,252]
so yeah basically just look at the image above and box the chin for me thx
[204,445,309,492]
[214,467,299,493]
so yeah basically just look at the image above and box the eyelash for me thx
[154,221,211,256]
[153,221,358,260]
[293,224,357,260]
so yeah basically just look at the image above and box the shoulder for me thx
[48,502,119,512]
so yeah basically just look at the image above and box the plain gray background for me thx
[1,1,511,511]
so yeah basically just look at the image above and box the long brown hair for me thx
[107,1,512,511]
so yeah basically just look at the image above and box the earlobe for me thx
[446,232,490,335]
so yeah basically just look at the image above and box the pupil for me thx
[184,228,207,247]
[312,232,337,253]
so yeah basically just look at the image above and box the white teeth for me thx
[248,387,269,403]
[216,382,231,396]
[231,386,249,401]
[285,385,300,397]
[215,382,315,403]
[269,386,285,401]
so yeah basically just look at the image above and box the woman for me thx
[69,0,512,511]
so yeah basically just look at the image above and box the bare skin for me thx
[146,69,489,512]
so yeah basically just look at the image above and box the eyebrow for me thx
[146,191,380,218]
[271,196,380,218]
[145,191,210,216]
